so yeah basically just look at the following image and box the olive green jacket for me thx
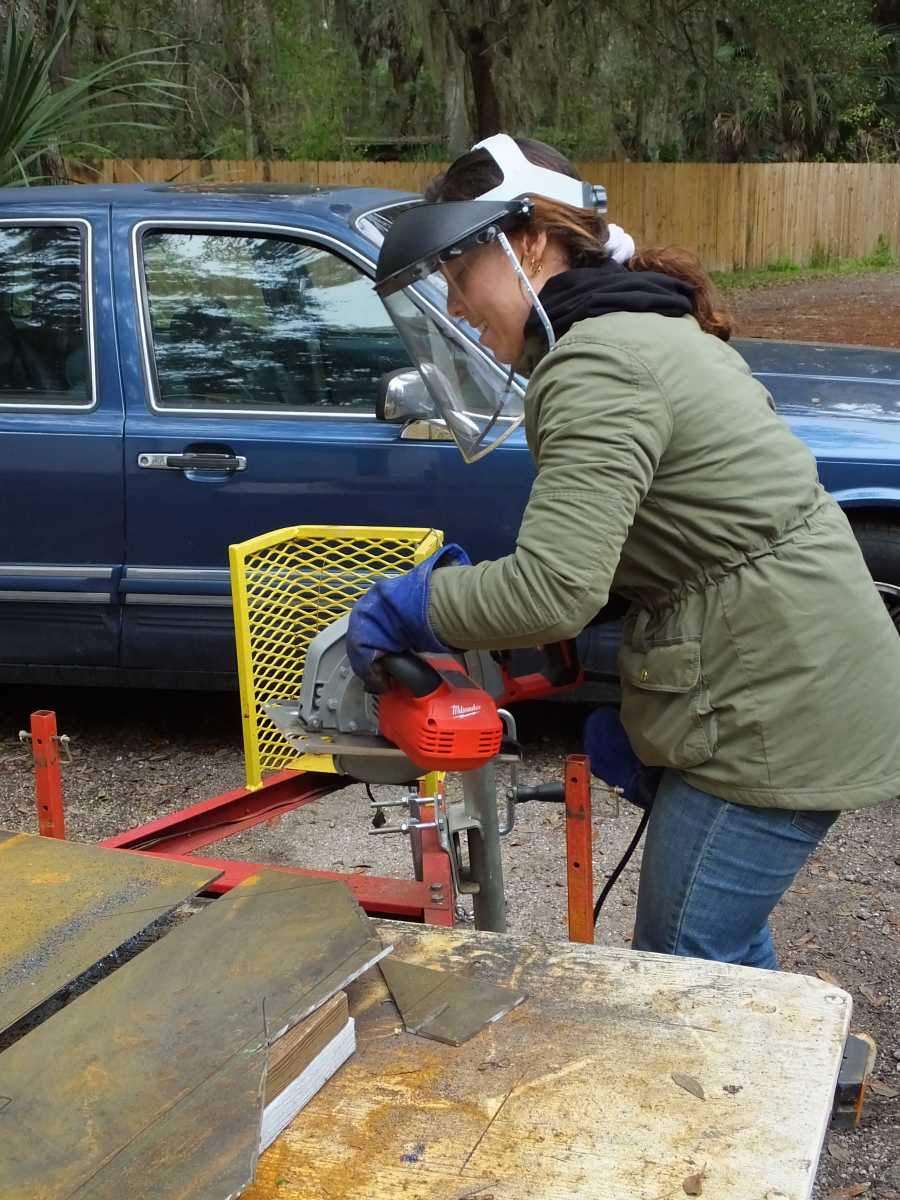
[429,312,900,810]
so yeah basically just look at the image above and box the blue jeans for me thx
[632,771,839,968]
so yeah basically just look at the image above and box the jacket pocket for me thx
[619,638,718,769]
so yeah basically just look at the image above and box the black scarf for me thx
[523,261,695,346]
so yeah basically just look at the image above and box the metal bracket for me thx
[369,817,437,837]
[18,730,72,762]
[497,708,520,837]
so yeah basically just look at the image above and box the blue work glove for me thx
[582,706,662,810]
[347,544,471,692]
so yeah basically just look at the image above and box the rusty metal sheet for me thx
[379,955,525,1046]
[0,871,390,1200]
[0,829,220,1037]
[78,1044,266,1200]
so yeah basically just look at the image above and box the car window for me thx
[0,224,91,407]
[141,230,412,412]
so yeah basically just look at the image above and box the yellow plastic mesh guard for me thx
[229,525,444,789]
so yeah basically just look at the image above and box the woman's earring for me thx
[519,254,544,299]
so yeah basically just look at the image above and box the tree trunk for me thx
[240,3,256,159]
[464,25,502,139]
[42,0,77,182]
[442,30,470,155]
[438,3,501,144]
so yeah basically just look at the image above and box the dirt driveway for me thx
[728,270,900,349]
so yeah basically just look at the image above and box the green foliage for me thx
[713,238,898,290]
[869,233,897,266]
[809,243,834,269]
[2,0,895,167]
[0,0,183,185]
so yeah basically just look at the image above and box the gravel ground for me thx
[727,270,900,350]
[2,683,898,1198]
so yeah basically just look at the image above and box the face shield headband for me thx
[472,132,606,212]
[471,133,636,264]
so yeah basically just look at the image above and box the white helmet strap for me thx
[473,133,593,210]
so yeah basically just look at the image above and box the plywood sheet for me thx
[248,923,852,1200]
[0,829,220,1036]
[0,871,389,1200]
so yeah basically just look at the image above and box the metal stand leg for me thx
[24,710,66,840]
[465,762,507,933]
[420,811,455,927]
[565,755,594,944]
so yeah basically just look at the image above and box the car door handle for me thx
[137,452,247,472]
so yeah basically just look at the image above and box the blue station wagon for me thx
[2,182,900,690]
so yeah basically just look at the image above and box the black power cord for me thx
[513,778,652,927]
[592,806,651,926]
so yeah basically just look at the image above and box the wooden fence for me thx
[67,158,900,272]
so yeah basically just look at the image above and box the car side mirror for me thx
[377,368,439,423]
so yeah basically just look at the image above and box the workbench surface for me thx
[246,921,851,1200]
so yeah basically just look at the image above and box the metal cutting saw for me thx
[264,614,581,931]
[265,612,580,785]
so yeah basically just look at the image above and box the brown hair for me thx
[427,137,732,341]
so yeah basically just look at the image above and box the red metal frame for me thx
[99,770,455,925]
[26,709,591,937]
[101,769,344,856]
[564,754,595,944]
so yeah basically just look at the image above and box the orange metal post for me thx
[30,710,66,840]
[565,754,594,944]
[419,808,455,927]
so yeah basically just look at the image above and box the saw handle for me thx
[540,639,580,687]
[380,652,442,698]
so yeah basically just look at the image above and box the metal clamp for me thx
[497,708,519,837]
[368,788,431,837]
[433,781,471,896]
[369,817,437,837]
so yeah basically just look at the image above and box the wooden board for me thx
[0,871,390,1200]
[247,923,852,1200]
[261,1018,355,1153]
[266,992,349,1104]
[0,829,220,1036]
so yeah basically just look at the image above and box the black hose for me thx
[592,806,651,926]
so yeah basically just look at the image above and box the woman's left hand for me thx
[346,544,471,692]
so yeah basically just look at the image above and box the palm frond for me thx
[0,0,184,187]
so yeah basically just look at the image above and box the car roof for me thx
[0,181,418,223]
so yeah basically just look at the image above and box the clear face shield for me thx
[384,282,521,463]
[377,203,556,463]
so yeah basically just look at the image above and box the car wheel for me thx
[850,519,900,633]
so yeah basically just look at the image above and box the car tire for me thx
[850,519,900,633]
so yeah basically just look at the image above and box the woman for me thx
[349,135,900,967]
